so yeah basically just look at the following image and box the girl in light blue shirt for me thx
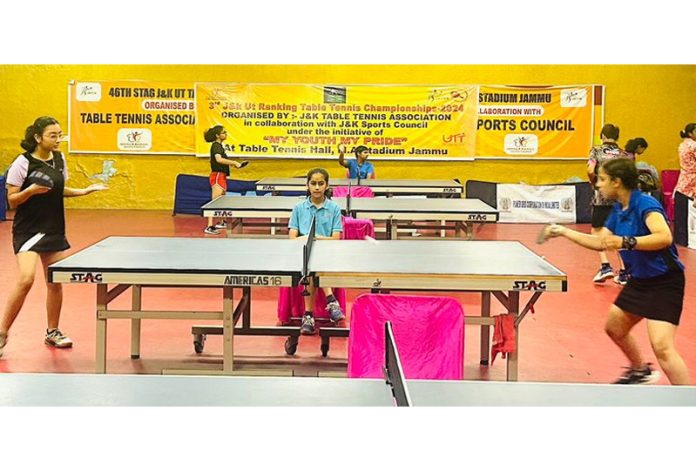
[288,168,344,335]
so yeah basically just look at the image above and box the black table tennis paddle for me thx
[27,170,54,189]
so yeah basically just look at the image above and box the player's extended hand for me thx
[599,234,623,250]
[236,161,249,169]
[86,183,108,193]
[337,143,346,154]
[539,223,566,243]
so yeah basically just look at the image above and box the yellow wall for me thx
[1,64,694,209]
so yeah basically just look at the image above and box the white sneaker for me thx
[214,221,227,229]
[204,226,220,235]
[45,328,73,348]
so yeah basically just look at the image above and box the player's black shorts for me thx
[12,232,70,255]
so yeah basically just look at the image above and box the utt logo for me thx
[70,272,103,283]
[442,132,466,144]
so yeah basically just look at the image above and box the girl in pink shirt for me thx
[674,123,696,198]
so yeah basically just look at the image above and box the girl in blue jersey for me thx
[203,125,249,235]
[288,168,344,335]
[337,143,374,179]
[543,158,690,385]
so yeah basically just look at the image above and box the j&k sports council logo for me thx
[117,128,152,151]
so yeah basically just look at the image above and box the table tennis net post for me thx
[301,215,317,296]
[383,321,412,407]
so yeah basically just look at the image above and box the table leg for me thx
[506,291,520,381]
[96,284,108,374]
[480,292,491,365]
[130,285,141,359]
[222,286,234,374]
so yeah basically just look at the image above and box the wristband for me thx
[622,236,637,250]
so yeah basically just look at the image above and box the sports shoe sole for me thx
[45,339,73,348]
[593,273,614,283]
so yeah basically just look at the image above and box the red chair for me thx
[661,170,680,222]
[347,293,465,380]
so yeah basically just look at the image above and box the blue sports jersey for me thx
[289,197,343,237]
[604,190,684,279]
[346,159,374,179]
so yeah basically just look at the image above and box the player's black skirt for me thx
[12,232,70,255]
[614,269,685,325]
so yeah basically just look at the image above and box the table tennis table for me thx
[256,177,463,196]
[3,374,695,406]
[3,322,693,406]
[48,234,566,380]
[201,195,498,239]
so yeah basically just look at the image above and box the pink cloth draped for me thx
[347,294,464,380]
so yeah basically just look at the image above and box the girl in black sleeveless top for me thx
[0,117,107,358]
[203,125,249,234]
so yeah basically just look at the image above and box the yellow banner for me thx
[68,80,196,154]
[195,83,479,159]
[475,85,601,158]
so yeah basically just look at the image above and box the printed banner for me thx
[195,83,479,159]
[497,184,576,223]
[476,85,601,158]
[68,80,196,154]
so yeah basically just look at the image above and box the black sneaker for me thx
[613,363,661,384]
[613,269,630,286]
[326,301,345,324]
[300,314,316,335]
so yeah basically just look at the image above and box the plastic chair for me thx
[347,293,465,380]
[661,170,680,222]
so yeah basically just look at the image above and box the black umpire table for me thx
[48,236,566,380]
[202,195,498,239]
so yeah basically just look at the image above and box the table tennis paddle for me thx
[238,161,249,169]
[27,170,54,189]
